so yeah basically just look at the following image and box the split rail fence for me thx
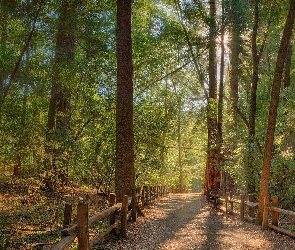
[51,185,168,250]
[222,193,295,238]
[262,196,295,238]
[223,192,258,222]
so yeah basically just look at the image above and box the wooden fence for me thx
[222,193,295,238]
[222,192,258,222]
[50,185,168,250]
[262,196,295,238]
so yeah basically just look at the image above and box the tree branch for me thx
[135,59,192,98]
[0,0,45,107]
[174,0,209,100]
[235,106,263,155]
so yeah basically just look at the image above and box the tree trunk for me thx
[283,43,293,88]
[256,0,295,224]
[228,0,242,145]
[0,9,8,105]
[115,0,135,202]
[247,0,260,194]
[46,0,78,185]
[229,29,240,124]
[218,0,226,194]
[13,43,30,177]
[205,0,221,194]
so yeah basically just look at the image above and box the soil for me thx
[0,179,109,249]
[99,193,295,250]
[2,181,295,250]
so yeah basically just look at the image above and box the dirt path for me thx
[100,193,295,250]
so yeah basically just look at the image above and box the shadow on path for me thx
[100,193,295,250]
[199,209,223,250]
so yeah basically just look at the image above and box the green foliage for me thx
[0,0,294,209]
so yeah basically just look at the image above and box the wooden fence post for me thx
[151,186,154,201]
[131,188,137,222]
[240,194,245,221]
[143,186,147,205]
[63,203,72,230]
[262,197,269,230]
[77,202,89,250]
[230,192,233,214]
[225,192,229,214]
[272,196,279,227]
[121,195,129,238]
[136,187,141,204]
[141,186,145,207]
[147,186,151,204]
[109,193,116,226]
[248,194,255,218]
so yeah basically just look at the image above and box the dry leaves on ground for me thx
[99,193,295,250]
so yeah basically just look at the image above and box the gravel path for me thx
[99,193,295,250]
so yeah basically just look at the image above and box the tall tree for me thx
[256,0,295,224]
[46,0,79,185]
[204,0,221,194]
[247,0,267,193]
[115,0,135,201]
[228,0,242,122]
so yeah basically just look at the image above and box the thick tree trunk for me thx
[115,0,135,202]
[228,0,242,145]
[46,0,78,186]
[218,0,225,150]
[256,0,295,225]
[205,0,221,194]
[247,1,260,194]
[229,30,240,124]
[218,0,226,194]
[47,0,77,131]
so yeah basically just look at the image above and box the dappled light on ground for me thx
[101,193,295,250]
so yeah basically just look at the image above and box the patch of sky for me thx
[150,17,164,38]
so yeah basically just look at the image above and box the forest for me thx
[1,0,295,247]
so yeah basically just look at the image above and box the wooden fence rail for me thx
[262,196,295,238]
[222,192,258,222]
[50,185,168,250]
[223,193,295,238]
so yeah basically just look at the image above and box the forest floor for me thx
[0,178,109,249]
[1,180,295,250]
[99,193,295,250]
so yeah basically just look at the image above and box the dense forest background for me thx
[1,0,295,212]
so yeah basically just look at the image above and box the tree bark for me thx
[283,43,293,88]
[115,0,135,201]
[247,2,269,193]
[218,0,226,194]
[228,0,243,140]
[205,0,221,193]
[247,0,260,194]
[46,0,78,185]
[256,0,295,225]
